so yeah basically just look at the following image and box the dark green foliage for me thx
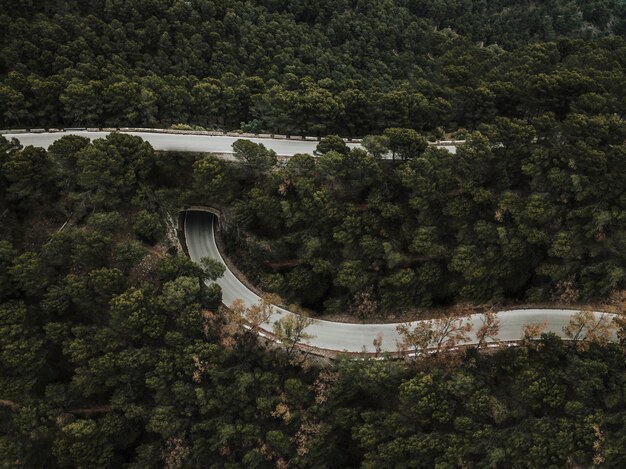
[65,133,156,210]
[133,210,164,244]
[0,143,56,210]
[2,124,626,469]
[88,211,125,234]
[2,2,626,467]
[383,127,429,161]
[227,117,626,313]
[0,2,625,134]
[232,139,277,177]
[315,135,350,156]
[312,342,626,468]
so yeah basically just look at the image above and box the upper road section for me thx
[1,130,459,156]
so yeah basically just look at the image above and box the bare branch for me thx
[563,310,615,351]
[396,320,432,359]
[396,313,472,360]
[229,293,280,334]
[373,333,384,356]
[272,310,315,361]
[431,314,473,354]
[0,399,18,411]
[521,321,548,350]
[476,309,501,349]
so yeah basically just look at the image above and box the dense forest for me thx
[2,132,626,467]
[4,0,626,467]
[0,0,625,135]
[197,114,626,317]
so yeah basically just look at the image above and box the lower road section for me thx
[184,211,616,354]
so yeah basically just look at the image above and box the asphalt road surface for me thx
[3,131,357,156]
[184,211,616,353]
[2,130,458,156]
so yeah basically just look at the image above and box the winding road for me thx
[5,130,616,353]
[185,211,616,353]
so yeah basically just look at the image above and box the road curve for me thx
[185,211,616,353]
[2,130,458,156]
